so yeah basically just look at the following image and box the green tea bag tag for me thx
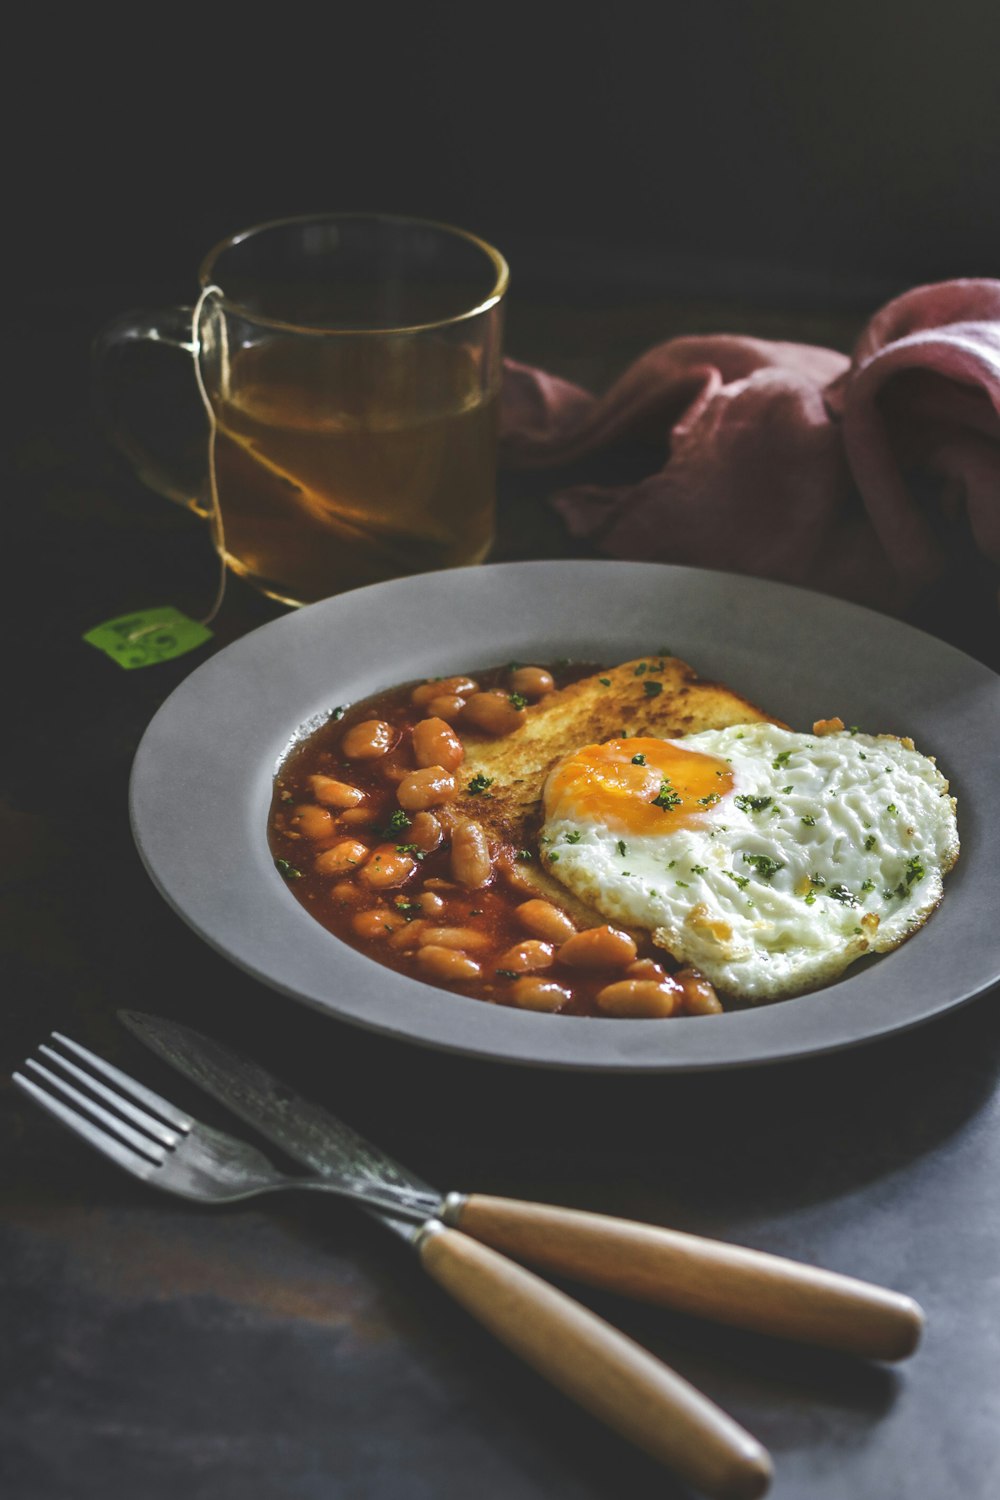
[83,606,213,669]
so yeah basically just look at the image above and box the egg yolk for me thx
[545,737,734,836]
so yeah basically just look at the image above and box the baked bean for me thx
[425,693,467,721]
[419,926,492,952]
[388,918,428,951]
[558,925,637,969]
[359,844,417,889]
[424,877,458,892]
[352,907,403,940]
[595,978,682,1018]
[291,803,336,840]
[676,968,724,1015]
[411,676,478,709]
[516,899,577,944]
[416,945,482,983]
[314,839,369,876]
[496,940,555,973]
[409,811,443,853]
[397,766,457,812]
[497,850,538,894]
[511,977,571,1012]
[412,717,464,772]
[462,691,525,736]
[378,756,411,785]
[308,774,364,809]
[341,719,396,760]
[331,880,363,904]
[450,819,493,887]
[418,890,446,916]
[509,666,555,699]
[626,958,669,983]
[339,807,373,827]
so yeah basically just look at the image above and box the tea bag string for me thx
[191,282,227,628]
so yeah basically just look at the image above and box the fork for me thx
[13,1033,440,1221]
[14,1032,774,1500]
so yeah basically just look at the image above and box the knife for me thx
[119,1009,775,1499]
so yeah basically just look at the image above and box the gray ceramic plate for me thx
[130,560,1000,1072]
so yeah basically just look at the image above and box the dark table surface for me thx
[3,266,999,1500]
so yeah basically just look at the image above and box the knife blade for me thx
[118,1009,441,1240]
[119,1008,924,1368]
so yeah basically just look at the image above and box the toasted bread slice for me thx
[451,655,780,921]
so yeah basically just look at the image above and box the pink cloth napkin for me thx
[500,279,1000,617]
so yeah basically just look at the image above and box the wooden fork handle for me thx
[445,1195,923,1363]
[418,1224,771,1499]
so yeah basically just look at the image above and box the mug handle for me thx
[92,305,212,518]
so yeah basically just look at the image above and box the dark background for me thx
[15,1,1000,325]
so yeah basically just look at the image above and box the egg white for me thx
[541,722,959,1002]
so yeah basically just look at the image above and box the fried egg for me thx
[541,722,959,1001]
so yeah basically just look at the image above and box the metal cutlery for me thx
[118,1009,924,1366]
[14,1029,772,1500]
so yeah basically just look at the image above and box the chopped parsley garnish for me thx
[772,750,793,769]
[805,890,817,905]
[652,780,682,810]
[859,752,868,761]
[331,705,346,721]
[634,663,648,676]
[904,855,926,886]
[379,809,411,839]
[810,872,826,888]
[508,691,528,710]
[643,680,663,698]
[735,794,773,814]
[395,843,424,859]
[864,834,878,851]
[691,865,707,875]
[515,848,533,862]
[801,814,817,827]
[698,792,722,806]
[467,772,494,795]
[495,969,519,979]
[631,753,647,765]
[886,802,898,814]
[741,852,784,880]
[393,898,420,919]
[829,883,859,906]
[274,858,302,881]
[781,785,793,794]
[617,840,627,857]
[725,871,751,891]
[676,880,690,888]
[599,677,611,686]
[548,852,560,863]
[850,725,860,735]
[564,830,582,844]
[860,879,876,894]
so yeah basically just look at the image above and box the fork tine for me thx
[13,1071,161,1180]
[22,1059,167,1164]
[38,1043,183,1148]
[51,1032,193,1132]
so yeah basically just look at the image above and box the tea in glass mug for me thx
[94,214,508,605]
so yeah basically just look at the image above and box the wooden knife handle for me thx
[418,1224,771,1499]
[447,1195,923,1363]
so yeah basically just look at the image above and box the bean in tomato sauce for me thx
[268,662,723,1018]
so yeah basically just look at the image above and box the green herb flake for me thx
[564,830,582,844]
[495,969,519,979]
[331,706,346,721]
[741,852,785,880]
[675,881,690,889]
[860,879,876,893]
[548,852,560,863]
[829,883,860,906]
[508,691,528,711]
[617,840,627,857]
[634,663,648,676]
[801,814,817,827]
[725,871,751,891]
[735,794,773,814]
[515,849,533,862]
[864,834,878,851]
[772,750,793,769]
[652,780,682,810]
[467,772,494,796]
[274,858,302,881]
[643,680,663,698]
[599,677,611,686]
[804,891,817,905]
[631,753,647,765]
[904,855,926,886]
[886,803,898,815]
[781,785,793,794]
[698,792,722,806]
[850,725,860,735]
[691,865,707,875]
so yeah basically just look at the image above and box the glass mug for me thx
[94,213,509,605]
